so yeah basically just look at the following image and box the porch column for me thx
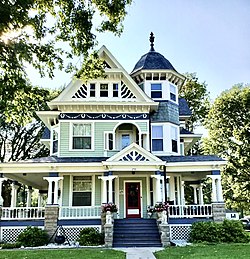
[216,176,223,202]
[108,176,117,203]
[181,181,185,205]
[169,176,175,204]
[0,177,7,206]
[43,177,64,205]
[37,192,42,207]
[151,174,162,203]
[26,186,33,207]
[198,184,204,205]
[98,176,108,203]
[11,181,19,208]
[208,176,218,202]
[190,184,199,204]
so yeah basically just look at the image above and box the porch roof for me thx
[158,155,225,163]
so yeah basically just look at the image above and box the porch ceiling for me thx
[3,172,49,190]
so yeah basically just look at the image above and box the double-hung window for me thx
[72,123,92,149]
[171,126,178,153]
[72,176,92,206]
[113,83,119,97]
[152,125,163,151]
[100,83,109,97]
[90,83,95,97]
[52,128,58,154]
[151,83,162,98]
[170,84,177,102]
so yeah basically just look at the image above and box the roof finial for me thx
[149,32,155,51]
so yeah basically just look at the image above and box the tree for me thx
[0,0,132,123]
[0,86,60,206]
[179,72,211,131]
[203,84,250,212]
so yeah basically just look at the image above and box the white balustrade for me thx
[1,207,45,220]
[168,205,212,218]
[59,206,101,219]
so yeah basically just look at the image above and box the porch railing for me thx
[59,206,101,219]
[168,205,212,218]
[1,207,45,220]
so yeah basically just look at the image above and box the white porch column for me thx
[0,177,7,206]
[43,177,63,205]
[176,176,181,205]
[181,181,185,205]
[151,174,162,203]
[98,176,108,203]
[26,186,33,207]
[190,184,199,204]
[216,176,223,202]
[11,182,19,208]
[37,192,42,208]
[198,184,204,205]
[207,175,218,202]
[169,176,175,204]
[108,176,117,203]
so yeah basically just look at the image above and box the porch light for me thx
[132,168,136,175]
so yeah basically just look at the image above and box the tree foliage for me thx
[0,0,132,123]
[179,72,211,130]
[203,84,250,212]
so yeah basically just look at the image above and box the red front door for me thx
[125,182,141,218]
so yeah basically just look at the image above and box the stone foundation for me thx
[44,205,59,241]
[212,203,226,222]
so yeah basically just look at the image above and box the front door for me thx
[125,182,141,218]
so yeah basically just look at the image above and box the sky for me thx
[28,0,250,100]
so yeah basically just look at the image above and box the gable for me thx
[105,143,163,163]
[49,46,155,107]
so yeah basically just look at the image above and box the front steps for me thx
[113,218,162,247]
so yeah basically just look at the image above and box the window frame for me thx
[51,126,59,155]
[89,83,96,97]
[71,175,94,206]
[151,83,162,99]
[70,122,94,151]
[152,125,164,152]
[100,83,109,97]
[171,126,178,153]
[170,83,177,102]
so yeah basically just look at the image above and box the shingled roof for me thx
[179,98,192,116]
[158,155,225,163]
[131,51,177,74]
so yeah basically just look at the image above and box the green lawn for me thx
[155,243,250,259]
[0,248,125,259]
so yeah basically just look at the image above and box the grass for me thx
[0,248,125,259]
[155,243,250,259]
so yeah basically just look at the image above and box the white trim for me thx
[69,121,95,151]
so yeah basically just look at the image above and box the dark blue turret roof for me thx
[131,51,176,74]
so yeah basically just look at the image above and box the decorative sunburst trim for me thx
[121,81,136,99]
[72,84,87,98]
[119,150,149,161]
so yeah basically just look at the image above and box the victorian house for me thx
[0,34,226,247]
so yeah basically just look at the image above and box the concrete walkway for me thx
[115,247,163,259]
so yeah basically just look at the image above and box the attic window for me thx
[113,83,119,97]
[90,83,95,97]
[100,84,108,97]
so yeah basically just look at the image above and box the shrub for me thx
[220,219,250,243]
[17,226,49,247]
[78,227,104,246]
[0,242,22,249]
[189,221,220,243]
[189,219,250,243]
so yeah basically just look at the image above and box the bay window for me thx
[171,126,178,153]
[151,83,162,98]
[170,84,177,102]
[152,125,163,151]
